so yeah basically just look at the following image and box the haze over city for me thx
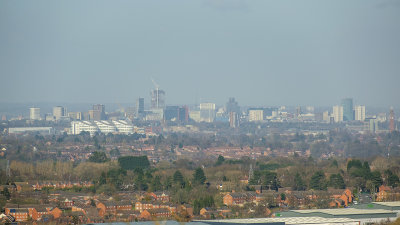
[1,0,400,107]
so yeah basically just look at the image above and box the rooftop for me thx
[197,217,359,224]
[290,208,394,215]
[372,201,400,207]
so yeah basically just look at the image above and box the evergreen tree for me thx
[216,155,225,166]
[193,167,206,185]
[2,187,10,200]
[88,151,109,163]
[370,171,383,191]
[293,173,306,191]
[310,171,327,190]
[173,170,185,188]
[173,170,184,183]
[329,173,345,189]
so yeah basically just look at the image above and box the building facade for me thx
[333,105,343,123]
[354,105,366,121]
[29,107,41,120]
[248,109,264,122]
[341,98,354,121]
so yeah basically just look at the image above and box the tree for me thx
[370,171,383,192]
[293,173,306,191]
[173,170,185,187]
[216,155,225,166]
[88,151,109,163]
[347,159,362,171]
[280,193,286,201]
[2,187,11,200]
[193,167,206,185]
[310,171,327,190]
[329,174,345,189]
[110,148,120,157]
[385,170,399,187]
[118,156,150,170]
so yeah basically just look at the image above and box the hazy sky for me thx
[1,0,399,107]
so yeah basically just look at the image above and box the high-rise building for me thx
[92,104,106,120]
[29,107,41,120]
[323,111,330,123]
[164,106,189,123]
[53,106,66,120]
[248,108,264,122]
[226,97,240,114]
[369,118,379,133]
[333,105,343,123]
[151,89,165,109]
[68,112,82,120]
[136,97,144,115]
[178,106,189,123]
[200,103,216,122]
[341,98,354,121]
[389,108,395,132]
[354,105,366,121]
[229,112,239,128]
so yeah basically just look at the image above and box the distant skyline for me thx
[1,0,399,107]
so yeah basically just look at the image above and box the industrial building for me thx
[70,120,134,135]
[197,217,359,225]
[8,127,54,135]
[277,208,398,224]
[353,201,400,211]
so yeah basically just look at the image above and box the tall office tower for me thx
[136,97,144,115]
[53,106,66,120]
[341,98,354,121]
[178,106,189,123]
[150,89,165,109]
[333,105,343,123]
[248,108,264,122]
[369,118,379,133]
[29,107,41,120]
[229,111,239,128]
[322,111,330,123]
[389,108,395,132]
[200,103,216,122]
[68,112,82,120]
[92,104,106,120]
[354,105,366,121]
[226,97,240,114]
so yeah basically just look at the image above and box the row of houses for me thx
[4,204,62,222]
[32,181,94,190]
[376,185,400,201]
[223,188,353,208]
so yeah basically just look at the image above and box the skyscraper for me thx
[29,107,41,120]
[200,103,216,122]
[248,108,264,122]
[354,105,366,121]
[229,112,239,128]
[389,108,395,132]
[151,89,165,109]
[92,104,106,120]
[53,106,66,120]
[136,97,144,115]
[333,105,343,123]
[226,97,240,114]
[341,98,354,121]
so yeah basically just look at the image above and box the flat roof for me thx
[197,217,359,224]
[290,208,394,215]
[372,202,400,207]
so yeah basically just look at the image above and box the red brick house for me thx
[149,191,170,202]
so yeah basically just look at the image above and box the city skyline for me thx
[1,0,400,107]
